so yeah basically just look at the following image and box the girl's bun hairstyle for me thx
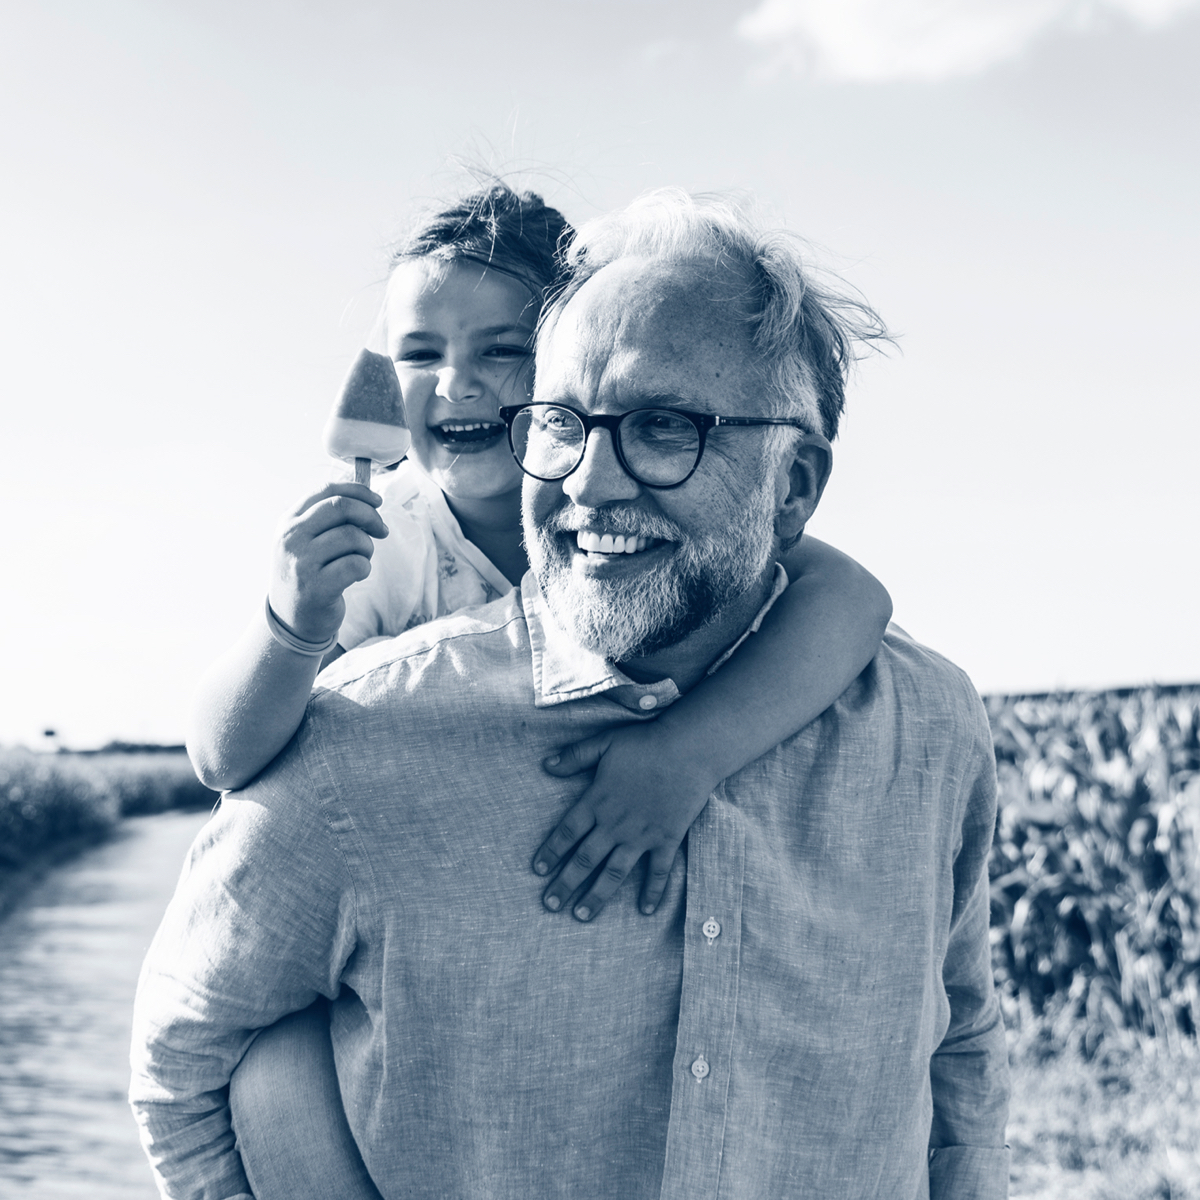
[392,184,574,303]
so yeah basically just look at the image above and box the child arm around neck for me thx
[534,534,892,920]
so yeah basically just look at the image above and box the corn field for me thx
[987,686,1200,1055]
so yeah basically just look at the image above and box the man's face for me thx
[523,257,784,662]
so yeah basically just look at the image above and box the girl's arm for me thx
[186,483,383,792]
[532,536,891,921]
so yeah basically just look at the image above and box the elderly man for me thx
[131,192,1010,1199]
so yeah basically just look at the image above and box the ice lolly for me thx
[322,349,410,484]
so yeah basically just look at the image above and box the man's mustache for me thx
[540,504,684,544]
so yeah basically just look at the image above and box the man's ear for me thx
[774,432,832,546]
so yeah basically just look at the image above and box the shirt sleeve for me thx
[928,704,1012,1200]
[129,751,358,1200]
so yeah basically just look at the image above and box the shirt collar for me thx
[521,563,790,713]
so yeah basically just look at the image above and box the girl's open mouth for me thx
[432,421,507,449]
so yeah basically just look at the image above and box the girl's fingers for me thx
[637,847,679,916]
[542,735,611,777]
[532,804,596,877]
[318,553,373,592]
[288,482,382,518]
[287,496,389,545]
[540,829,613,915]
[570,845,644,922]
[308,525,378,570]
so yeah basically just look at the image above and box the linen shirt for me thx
[130,573,1010,1200]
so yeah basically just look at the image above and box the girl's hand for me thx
[533,722,719,922]
[268,482,388,643]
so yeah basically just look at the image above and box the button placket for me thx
[658,790,745,1199]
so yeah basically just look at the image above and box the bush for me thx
[86,751,217,817]
[0,751,121,872]
[987,686,1200,1055]
[0,747,216,885]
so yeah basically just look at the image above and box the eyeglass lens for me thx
[510,406,701,486]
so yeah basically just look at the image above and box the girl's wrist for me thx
[643,712,728,793]
[637,721,725,796]
[263,597,339,658]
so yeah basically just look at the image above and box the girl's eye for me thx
[396,349,440,366]
[484,344,531,360]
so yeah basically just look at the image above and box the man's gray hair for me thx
[544,189,890,439]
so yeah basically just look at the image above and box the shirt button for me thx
[702,918,721,943]
[638,694,658,710]
[691,1055,710,1081]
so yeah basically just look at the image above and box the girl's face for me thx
[386,257,537,505]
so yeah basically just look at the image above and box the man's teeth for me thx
[575,531,658,555]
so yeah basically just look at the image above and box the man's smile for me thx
[574,530,664,556]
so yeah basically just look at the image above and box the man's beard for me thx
[527,485,777,662]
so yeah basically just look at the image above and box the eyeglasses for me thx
[499,403,811,489]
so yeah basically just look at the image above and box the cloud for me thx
[736,0,1200,82]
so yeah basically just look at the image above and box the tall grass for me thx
[0,747,215,902]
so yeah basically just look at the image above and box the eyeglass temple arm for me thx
[711,416,811,429]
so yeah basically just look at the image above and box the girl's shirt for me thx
[337,461,514,652]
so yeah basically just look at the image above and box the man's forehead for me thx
[538,257,760,408]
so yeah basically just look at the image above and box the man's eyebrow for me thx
[636,391,712,410]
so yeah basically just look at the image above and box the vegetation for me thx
[0,746,215,908]
[985,685,1199,1198]
[1007,1041,1199,1199]
[986,685,1200,1056]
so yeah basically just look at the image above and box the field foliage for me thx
[987,685,1200,1056]
[0,747,215,897]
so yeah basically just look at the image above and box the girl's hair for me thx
[390,184,574,304]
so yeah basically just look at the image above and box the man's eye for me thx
[637,414,693,439]
[533,410,576,435]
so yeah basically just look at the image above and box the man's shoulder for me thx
[314,586,531,703]
[866,623,992,746]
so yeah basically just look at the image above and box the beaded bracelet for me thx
[264,597,339,658]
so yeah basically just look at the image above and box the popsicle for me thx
[322,349,410,484]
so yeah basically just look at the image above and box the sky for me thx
[2,0,1197,748]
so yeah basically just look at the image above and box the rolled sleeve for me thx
[929,1145,1012,1200]
[129,754,358,1199]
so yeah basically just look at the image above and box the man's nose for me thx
[435,360,484,404]
[561,427,641,507]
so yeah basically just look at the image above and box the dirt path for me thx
[0,808,212,1199]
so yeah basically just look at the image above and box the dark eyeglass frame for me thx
[498,403,811,489]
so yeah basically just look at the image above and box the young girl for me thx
[187,184,893,925]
